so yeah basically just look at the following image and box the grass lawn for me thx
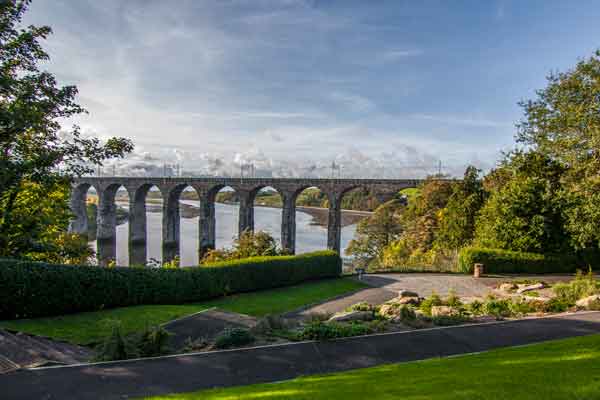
[142,333,600,400]
[0,278,365,346]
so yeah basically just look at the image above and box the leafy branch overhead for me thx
[0,0,133,259]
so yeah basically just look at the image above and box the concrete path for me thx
[291,273,579,318]
[286,286,398,319]
[0,329,91,373]
[164,309,258,351]
[361,273,576,297]
[2,311,599,400]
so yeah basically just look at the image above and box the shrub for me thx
[542,298,571,313]
[431,314,470,326]
[298,321,371,341]
[214,328,255,349]
[136,325,171,357]
[466,299,484,316]
[483,296,512,320]
[0,250,341,319]
[552,269,599,304]
[445,289,462,307]
[419,292,443,316]
[345,302,376,312]
[458,247,600,274]
[398,304,416,321]
[94,321,172,361]
[94,320,138,361]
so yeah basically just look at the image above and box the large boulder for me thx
[499,283,517,292]
[430,306,458,317]
[328,310,373,323]
[398,290,419,298]
[516,282,545,294]
[398,296,421,305]
[378,303,399,319]
[576,295,600,310]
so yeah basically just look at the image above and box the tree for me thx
[201,230,282,264]
[345,199,404,269]
[517,50,600,248]
[0,1,133,258]
[435,166,485,250]
[473,152,570,253]
[380,177,455,268]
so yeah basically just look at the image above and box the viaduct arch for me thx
[69,177,429,265]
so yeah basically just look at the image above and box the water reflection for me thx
[91,202,357,266]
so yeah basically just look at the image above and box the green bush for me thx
[298,321,371,341]
[214,328,255,349]
[552,269,599,304]
[482,296,512,320]
[458,247,600,274]
[419,292,443,316]
[94,321,171,361]
[0,250,341,320]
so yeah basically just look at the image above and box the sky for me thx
[24,0,600,178]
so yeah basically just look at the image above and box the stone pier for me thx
[69,177,431,266]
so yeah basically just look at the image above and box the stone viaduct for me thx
[69,177,427,265]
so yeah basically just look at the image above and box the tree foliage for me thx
[435,166,485,251]
[0,0,133,259]
[473,152,570,254]
[517,50,600,249]
[201,230,282,264]
[345,199,405,268]
[380,177,455,268]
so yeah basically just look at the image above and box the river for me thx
[93,201,358,266]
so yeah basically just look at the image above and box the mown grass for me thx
[0,278,365,346]
[143,333,600,400]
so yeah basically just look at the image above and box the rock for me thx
[378,303,401,319]
[398,290,419,298]
[430,306,457,317]
[516,282,545,294]
[328,310,373,323]
[524,296,551,303]
[576,295,600,310]
[499,283,517,292]
[398,296,421,305]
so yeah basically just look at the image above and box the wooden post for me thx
[473,263,484,278]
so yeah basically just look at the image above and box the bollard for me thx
[473,263,484,278]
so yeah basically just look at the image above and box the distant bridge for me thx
[70,177,436,265]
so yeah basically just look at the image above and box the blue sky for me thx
[25,0,600,177]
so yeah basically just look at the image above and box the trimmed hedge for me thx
[0,250,341,320]
[458,247,600,274]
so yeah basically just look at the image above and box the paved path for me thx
[286,286,398,319]
[292,273,578,317]
[164,309,258,351]
[0,329,91,373]
[2,311,599,400]
[361,273,576,297]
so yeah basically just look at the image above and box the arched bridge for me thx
[70,177,431,265]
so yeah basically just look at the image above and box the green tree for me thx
[201,230,281,264]
[435,166,485,250]
[381,177,455,268]
[345,199,405,268]
[473,152,570,253]
[516,50,600,248]
[0,1,133,258]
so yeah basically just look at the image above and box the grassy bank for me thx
[143,333,600,400]
[0,278,365,345]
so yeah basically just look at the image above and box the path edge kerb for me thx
[30,310,600,371]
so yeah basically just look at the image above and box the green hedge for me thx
[0,250,341,320]
[458,247,600,274]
